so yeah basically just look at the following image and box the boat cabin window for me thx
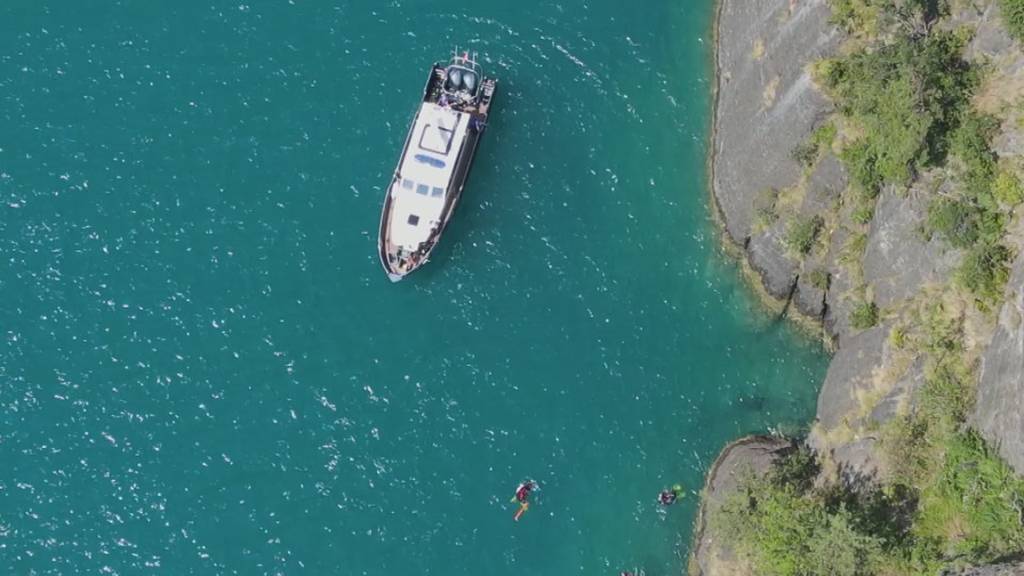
[419,124,455,156]
[416,184,430,196]
[402,178,414,189]
[432,187,443,198]
[407,214,420,226]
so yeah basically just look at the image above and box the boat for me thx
[378,50,497,281]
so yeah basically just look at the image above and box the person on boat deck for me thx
[515,481,535,503]
[659,484,684,506]
[439,93,449,108]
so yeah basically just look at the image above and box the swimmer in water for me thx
[512,480,536,504]
[512,480,537,522]
[659,484,684,506]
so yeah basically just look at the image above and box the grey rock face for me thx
[823,218,855,341]
[747,222,799,300]
[832,436,880,486]
[960,1,1017,61]
[690,436,792,576]
[803,152,846,216]
[959,1,1024,160]
[713,0,842,245]
[815,324,889,430]
[974,255,1024,474]
[794,266,827,319]
[950,560,1024,575]
[862,183,961,310]
[869,358,924,426]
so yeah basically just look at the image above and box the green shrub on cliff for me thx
[958,242,1012,303]
[717,426,1024,574]
[927,197,983,248]
[914,431,1024,560]
[925,111,1013,303]
[785,215,825,255]
[878,301,1024,568]
[950,111,1000,200]
[993,169,1024,205]
[841,140,884,199]
[794,123,838,168]
[823,30,977,195]
[1001,0,1024,42]
[850,300,879,329]
[830,0,884,34]
[831,0,948,37]
[718,470,885,576]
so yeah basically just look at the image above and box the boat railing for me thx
[450,46,482,72]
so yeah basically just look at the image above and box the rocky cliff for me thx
[692,0,1024,572]
[712,0,844,313]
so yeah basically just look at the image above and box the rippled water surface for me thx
[1,2,828,574]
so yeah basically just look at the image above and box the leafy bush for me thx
[915,431,1024,562]
[807,509,886,576]
[927,197,981,248]
[889,325,908,349]
[825,31,977,193]
[851,300,880,329]
[958,242,1012,303]
[993,170,1024,206]
[720,424,1024,574]
[829,0,884,35]
[950,112,1000,200]
[920,357,974,428]
[770,445,820,494]
[717,462,885,576]
[785,215,824,255]
[842,138,884,198]
[793,123,838,168]
[879,296,1024,566]
[812,122,838,150]
[1001,0,1024,42]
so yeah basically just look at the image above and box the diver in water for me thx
[511,480,538,522]
[659,484,685,506]
[514,480,535,503]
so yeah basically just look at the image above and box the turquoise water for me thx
[0,2,828,574]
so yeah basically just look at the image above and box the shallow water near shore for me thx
[1,2,828,574]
